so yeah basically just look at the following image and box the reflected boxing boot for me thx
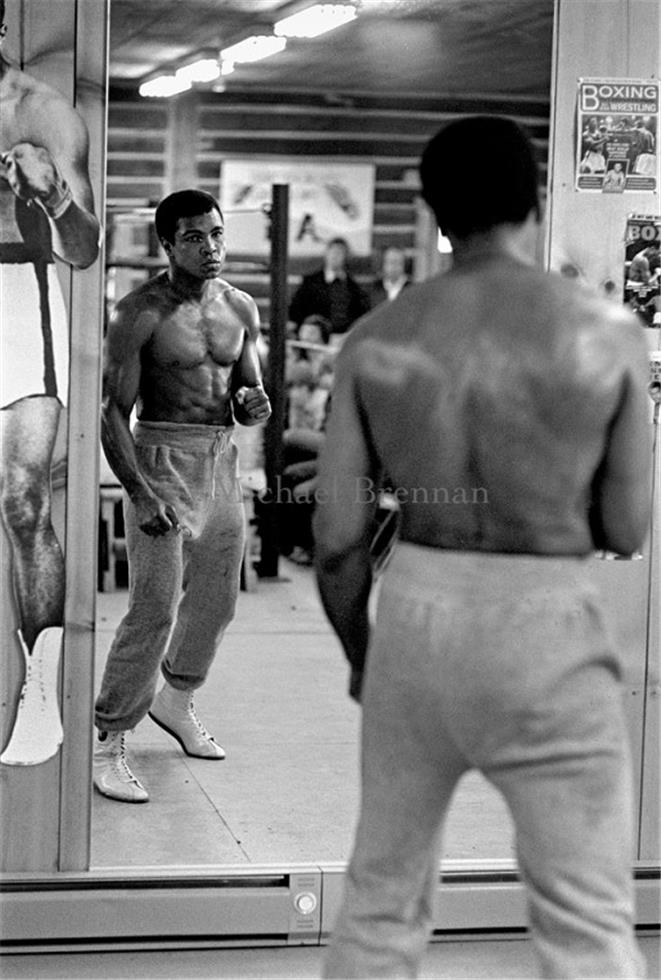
[148,683,225,759]
[0,627,64,766]
[93,730,149,803]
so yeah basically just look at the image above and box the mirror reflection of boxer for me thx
[0,0,100,765]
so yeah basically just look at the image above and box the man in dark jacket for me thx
[289,237,370,338]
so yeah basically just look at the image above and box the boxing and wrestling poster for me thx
[624,214,661,328]
[576,78,659,193]
[220,158,375,257]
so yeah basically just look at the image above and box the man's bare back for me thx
[333,253,650,557]
[316,116,652,978]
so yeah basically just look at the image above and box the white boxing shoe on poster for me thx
[0,626,64,766]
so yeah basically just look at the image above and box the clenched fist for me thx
[2,143,58,198]
[1,143,71,217]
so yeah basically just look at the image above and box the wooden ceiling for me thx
[109,0,555,104]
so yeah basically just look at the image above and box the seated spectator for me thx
[286,315,334,433]
[280,317,336,565]
[370,245,411,306]
[288,238,370,339]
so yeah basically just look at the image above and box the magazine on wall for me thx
[576,78,659,193]
[623,214,660,328]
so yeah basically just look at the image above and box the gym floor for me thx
[91,558,515,868]
[2,934,659,979]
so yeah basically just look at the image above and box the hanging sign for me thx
[220,158,375,258]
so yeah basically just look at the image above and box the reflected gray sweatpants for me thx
[324,543,645,979]
[95,421,245,732]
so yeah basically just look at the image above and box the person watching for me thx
[288,237,370,341]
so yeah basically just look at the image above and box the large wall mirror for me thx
[91,0,557,874]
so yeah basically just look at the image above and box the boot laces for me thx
[110,732,140,784]
[188,698,214,742]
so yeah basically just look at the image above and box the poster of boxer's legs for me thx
[1,0,103,770]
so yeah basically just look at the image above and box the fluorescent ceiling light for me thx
[275,4,357,39]
[220,60,235,76]
[437,230,453,254]
[175,58,220,84]
[139,75,191,98]
[221,35,287,64]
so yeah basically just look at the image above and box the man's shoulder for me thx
[216,277,255,307]
[125,271,169,300]
[114,274,172,319]
[215,278,259,330]
[541,272,648,369]
[333,296,410,364]
[13,66,78,120]
[593,298,649,355]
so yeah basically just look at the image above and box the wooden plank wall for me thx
[107,88,550,323]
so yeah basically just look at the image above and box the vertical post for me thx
[59,0,109,872]
[258,184,289,578]
[165,90,198,195]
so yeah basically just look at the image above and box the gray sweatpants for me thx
[95,421,245,732]
[324,543,645,979]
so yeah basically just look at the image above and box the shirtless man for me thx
[93,189,271,804]
[0,0,99,766]
[314,117,651,977]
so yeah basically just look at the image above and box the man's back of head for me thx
[419,116,541,239]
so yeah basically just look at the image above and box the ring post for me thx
[258,183,289,578]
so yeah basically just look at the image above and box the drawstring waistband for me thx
[133,420,235,499]
[134,419,234,449]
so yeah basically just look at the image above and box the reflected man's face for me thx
[166,209,226,280]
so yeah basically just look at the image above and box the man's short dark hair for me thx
[419,116,541,239]
[155,189,223,245]
[327,237,349,253]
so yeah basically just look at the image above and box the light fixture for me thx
[175,58,221,84]
[274,3,357,39]
[139,74,191,98]
[139,2,356,100]
[437,230,453,254]
[220,35,287,64]
[139,56,223,98]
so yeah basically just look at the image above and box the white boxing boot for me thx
[149,684,225,759]
[1,627,64,766]
[93,730,149,803]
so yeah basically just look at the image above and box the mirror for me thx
[89,0,557,870]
